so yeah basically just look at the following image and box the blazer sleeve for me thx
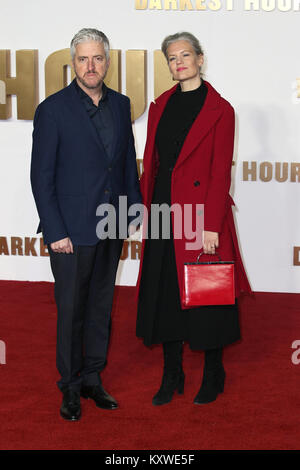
[204,102,235,233]
[30,103,68,244]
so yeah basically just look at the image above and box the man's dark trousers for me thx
[49,238,123,392]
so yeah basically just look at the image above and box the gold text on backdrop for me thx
[297,78,300,97]
[135,0,300,10]
[0,49,173,122]
[244,0,300,10]
[293,247,300,266]
[0,236,141,260]
[0,237,49,257]
[0,50,38,120]
[135,0,234,9]
[0,80,5,104]
[120,241,142,260]
[243,162,300,182]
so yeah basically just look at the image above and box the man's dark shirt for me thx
[75,80,114,161]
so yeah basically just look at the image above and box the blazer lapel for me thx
[174,81,222,170]
[106,89,119,164]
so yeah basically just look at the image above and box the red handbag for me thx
[182,252,235,307]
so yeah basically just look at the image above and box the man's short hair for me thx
[70,28,110,60]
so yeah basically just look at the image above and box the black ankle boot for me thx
[152,341,185,406]
[193,348,225,405]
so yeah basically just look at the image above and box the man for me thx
[31,28,141,421]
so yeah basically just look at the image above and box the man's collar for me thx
[74,79,108,104]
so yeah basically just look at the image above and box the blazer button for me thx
[108,167,112,172]
[194,181,200,187]
[105,189,110,194]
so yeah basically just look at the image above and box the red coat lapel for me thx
[174,81,223,170]
[144,81,223,181]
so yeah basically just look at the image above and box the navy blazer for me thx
[31,80,142,245]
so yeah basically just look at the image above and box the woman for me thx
[136,32,251,406]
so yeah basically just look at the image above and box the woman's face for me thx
[166,40,203,84]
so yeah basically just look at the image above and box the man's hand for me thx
[50,237,73,254]
[203,231,219,255]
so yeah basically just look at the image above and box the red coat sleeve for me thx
[204,102,235,233]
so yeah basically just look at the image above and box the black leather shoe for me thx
[60,389,81,421]
[81,385,118,410]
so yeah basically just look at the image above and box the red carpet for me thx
[0,280,300,450]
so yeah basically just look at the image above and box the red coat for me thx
[137,81,252,308]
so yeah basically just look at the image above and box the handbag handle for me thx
[196,251,222,263]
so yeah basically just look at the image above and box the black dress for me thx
[136,83,240,350]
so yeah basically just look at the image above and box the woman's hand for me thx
[203,231,219,255]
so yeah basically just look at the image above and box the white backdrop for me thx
[1,0,300,292]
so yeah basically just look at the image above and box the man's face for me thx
[73,40,110,90]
